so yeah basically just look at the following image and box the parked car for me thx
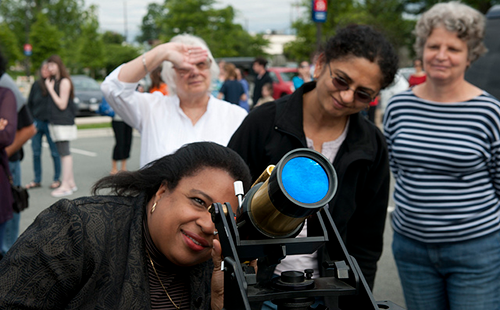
[72,75,103,116]
[267,67,297,99]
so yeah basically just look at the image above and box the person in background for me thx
[109,92,133,175]
[254,82,274,108]
[367,95,379,124]
[0,87,17,258]
[0,51,35,253]
[235,68,250,112]
[408,58,426,87]
[211,59,226,97]
[252,57,273,106]
[292,60,312,89]
[46,55,77,198]
[0,142,252,309]
[384,2,500,309]
[148,66,168,95]
[101,34,247,168]
[217,63,246,105]
[26,62,61,190]
[229,24,398,309]
[3,104,36,255]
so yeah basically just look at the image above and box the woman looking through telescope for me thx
[228,24,398,308]
[0,142,252,310]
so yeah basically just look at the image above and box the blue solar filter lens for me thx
[281,157,329,204]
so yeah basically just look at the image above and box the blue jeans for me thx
[2,161,21,253]
[393,230,500,310]
[31,119,61,183]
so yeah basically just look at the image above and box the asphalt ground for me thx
[14,116,406,308]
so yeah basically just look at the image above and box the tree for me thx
[138,0,269,58]
[136,3,166,44]
[103,31,126,45]
[402,0,499,14]
[77,7,105,78]
[284,0,413,63]
[102,44,140,75]
[29,12,62,74]
[0,23,23,67]
[0,0,87,64]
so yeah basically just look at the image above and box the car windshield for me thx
[279,72,296,82]
[73,77,101,91]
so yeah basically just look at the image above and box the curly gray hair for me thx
[414,1,488,64]
[160,34,219,96]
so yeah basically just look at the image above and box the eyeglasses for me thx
[175,59,211,77]
[328,63,375,104]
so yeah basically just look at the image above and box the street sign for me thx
[312,0,327,23]
[24,44,32,56]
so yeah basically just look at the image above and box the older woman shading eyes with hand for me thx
[101,34,247,168]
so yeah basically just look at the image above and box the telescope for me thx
[209,148,404,310]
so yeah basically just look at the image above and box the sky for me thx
[85,0,306,42]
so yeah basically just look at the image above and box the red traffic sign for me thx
[24,44,32,56]
[312,0,327,23]
[313,0,327,12]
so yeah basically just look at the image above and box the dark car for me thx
[72,75,103,116]
[267,67,297,99]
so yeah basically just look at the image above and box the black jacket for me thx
[27,80,52,121]
[228,82,390,288]
[0,195,213,309]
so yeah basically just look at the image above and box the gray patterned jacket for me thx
[0,195,213,309]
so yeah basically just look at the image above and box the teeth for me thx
[184,233,201,246]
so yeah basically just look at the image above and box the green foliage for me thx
[136,3,166,43]
[77,13,105,78]
[0,23,23,66]
[142,0,269,58]
[29,12,62,74]
[102,31,126,44]
[0,0,86,57]
[284,0,414,63]
[102,44,141,75]
[402,0,499,14]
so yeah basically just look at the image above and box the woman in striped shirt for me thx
[384,2,500,309]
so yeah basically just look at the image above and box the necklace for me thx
[146,250,182,310]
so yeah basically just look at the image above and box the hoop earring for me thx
[150,202,157,214]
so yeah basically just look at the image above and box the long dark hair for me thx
[92,142,252,202]
[149,66,164,90]
[38,61,48,96]
[47,54,74,99]
[321,24,399,90]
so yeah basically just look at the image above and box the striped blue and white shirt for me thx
[383,90,500,243]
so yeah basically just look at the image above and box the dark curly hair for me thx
[322,24,399,90]
[92,142,252,203]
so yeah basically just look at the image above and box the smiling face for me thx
[311,55,381,119]
[423,26,469,84]
[147,167,238,266]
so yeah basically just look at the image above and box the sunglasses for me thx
[328,63,375,104]
[175,59,211,77]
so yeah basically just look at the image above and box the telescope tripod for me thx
[209,202,405,310]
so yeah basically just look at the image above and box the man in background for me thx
[251,57,272,107]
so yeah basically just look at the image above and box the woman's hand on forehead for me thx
[167,43,208,71]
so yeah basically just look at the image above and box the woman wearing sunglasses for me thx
[102,34,247,168]
[228,24,398,309]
